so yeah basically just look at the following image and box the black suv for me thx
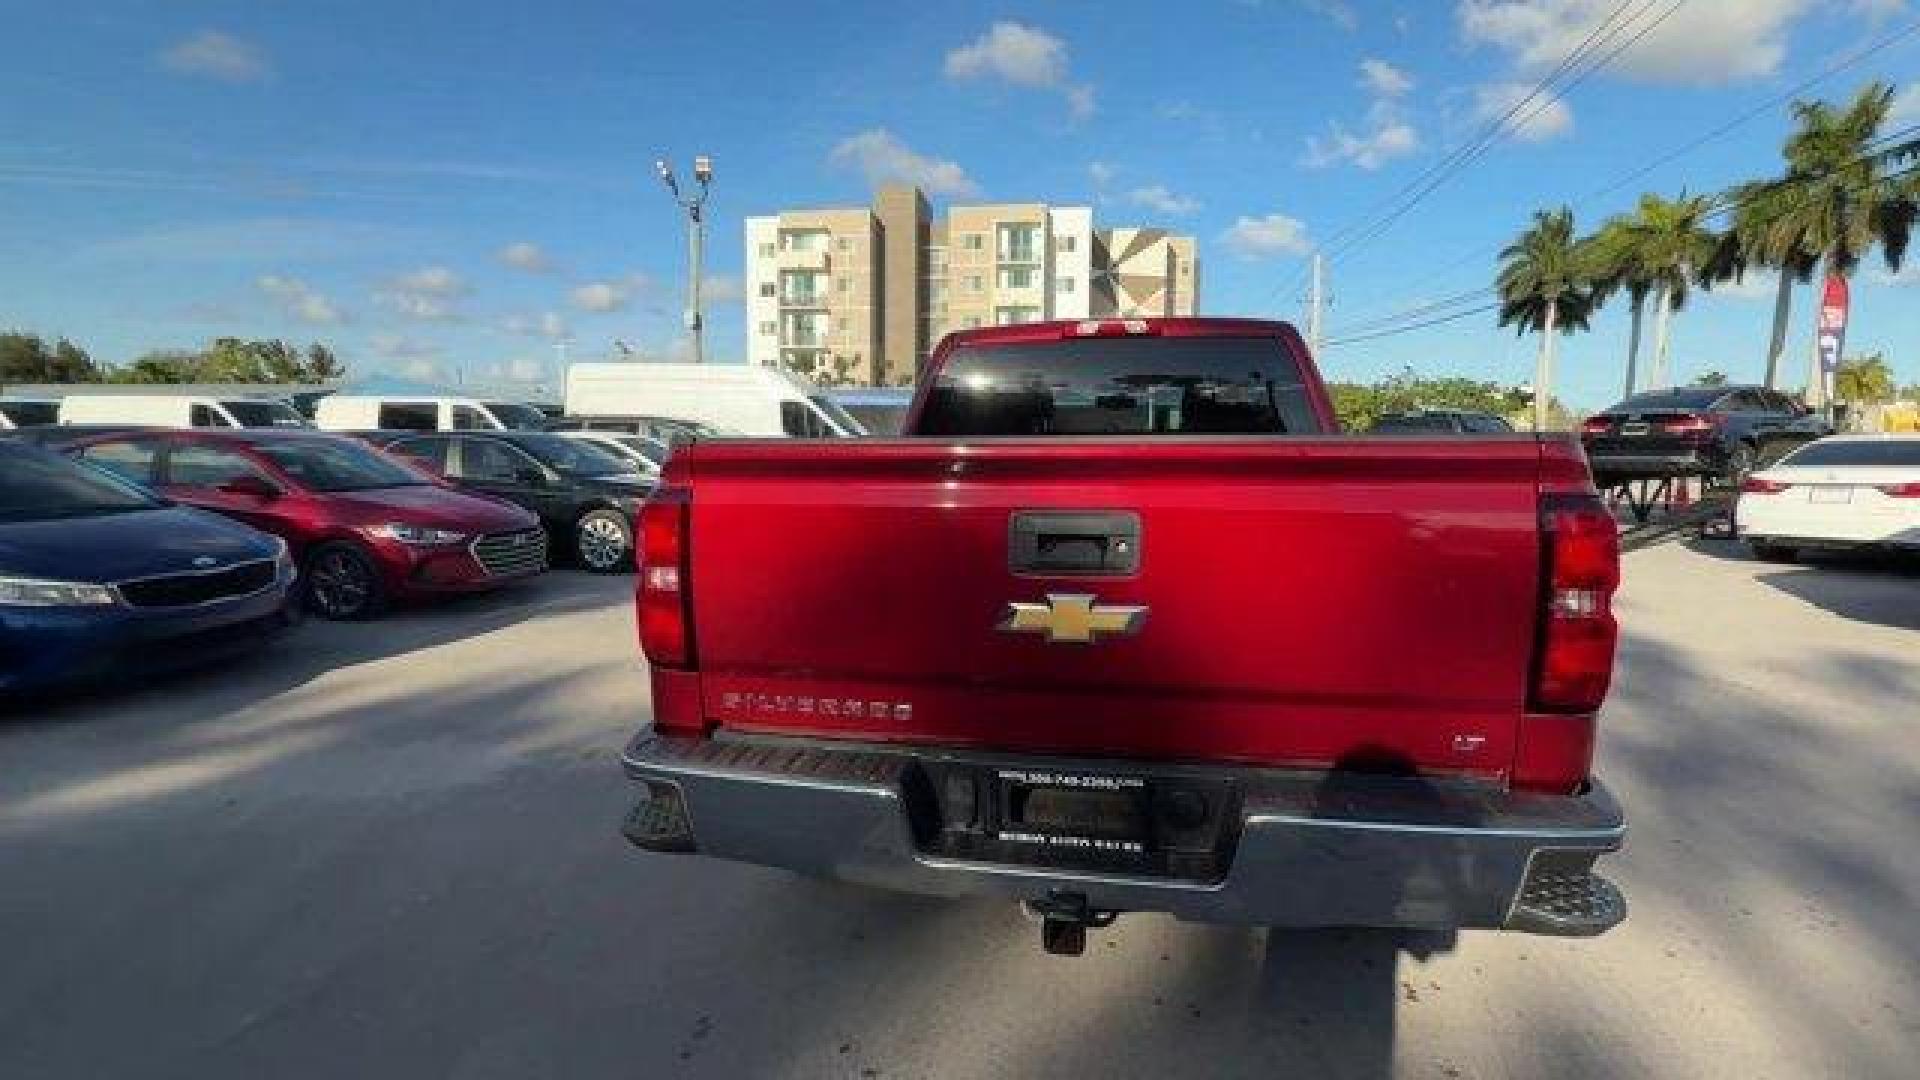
[1580,385,1824,488]
[361,430,652,573]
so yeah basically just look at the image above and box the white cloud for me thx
[159,29,270,83]
[504,311,573,339]
[393,357,441,381]
[1305,106,1421,169]
[1359,58,1414,97]
[1868,263,1920,287]
[496,241,552,273]
[371,334,441,361]
[828,129,979,197]
[256,275,343,324]
[1299,0,1360,30]
[702,274,743,303]
[1221,213,1312,259]
[1457,0,1809,86]
[1891,83,1920,127]
[1304,60,1422,169]
[570,274,652,314]
[1089,161,1117,189]
[944,22,1095,118]
[1125,185,1202,217]
[374,266,466,321]
[1473,81,1575,142]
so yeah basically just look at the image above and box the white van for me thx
[312,395,551,433]
[56,394,308,429]
[563,363,864,438]
[0,397,62,430]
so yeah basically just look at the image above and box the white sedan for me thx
[1736,434,1920,560]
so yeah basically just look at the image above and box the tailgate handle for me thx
[1010,512,1140,576]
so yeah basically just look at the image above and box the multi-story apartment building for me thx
[746,186,1197,386]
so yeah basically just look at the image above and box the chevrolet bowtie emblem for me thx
[999,593,1147,645]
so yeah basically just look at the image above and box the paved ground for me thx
[3,544,1918,1079]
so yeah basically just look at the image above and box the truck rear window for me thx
[917,337,1318,437]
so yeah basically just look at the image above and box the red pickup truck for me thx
[622,318,1625,954]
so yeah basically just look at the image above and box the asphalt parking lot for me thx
[3,545,1918,1080]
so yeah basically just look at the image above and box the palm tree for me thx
[1587,215,1654,399]
[1720,178,1818,390]
[1623,192,1721,391]
[1765,82,1920,407]
[1497,207,1597,430]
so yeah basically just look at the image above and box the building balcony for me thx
[780,292,827,308]
[778,247,830,271]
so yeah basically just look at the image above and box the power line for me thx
[1324,302,1503,348]
[1328,16,1920,330]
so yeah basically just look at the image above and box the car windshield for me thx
[1779,440,1920,469]
[918,337,1318,437]
[222,400,310,428]
[809,395,868,437]
[254,438,427,491]
[0,446,161,522]
[1,400,59,426]
[483,402,551,431]
[514,433,637,476]
[614,436,667,468]
[1609,387,1728,412]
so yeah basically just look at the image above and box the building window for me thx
[781,310,826,348]
[758,321,776,336]
[1058,276,1076,293]
[997,266,1036,289]
[962,234,984,251]
[780,270,825,305]
[1056,235,1077,254]
[757,242,775,258]
[836,236,852,251]
[781,229,829,253]
[967,275,983,294]
[930,248,948,267]
[994,305,1041,326]
[997,223,1039,263]
[838,277,849,293]
[929,282,947,303]
[1180,265,1190,276]
[759,281,776,298]
[965,316,984,329]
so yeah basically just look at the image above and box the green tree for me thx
[111,351,201,384]
[304,343,345,381]
[1693,370,1729,387]
[1834,352,1896,403]
[1768,82,1920,408]
[1587,215,1655,399]
[1497,207,1599,431]
[1720,178,1820,390]
[1613,192,1721,390]
[0,333,100,383]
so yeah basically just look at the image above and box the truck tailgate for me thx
[684,438,1548,779]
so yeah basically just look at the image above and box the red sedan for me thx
[66,429,548,619]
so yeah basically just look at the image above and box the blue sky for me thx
[3,0,1917,407]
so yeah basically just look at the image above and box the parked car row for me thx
[1581,384,1826,489]
[1,422,661,696]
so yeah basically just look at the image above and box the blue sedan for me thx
[1,441,299,695]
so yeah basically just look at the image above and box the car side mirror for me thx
[219,475,282,501]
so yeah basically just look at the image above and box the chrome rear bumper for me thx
[620,732,1627,936]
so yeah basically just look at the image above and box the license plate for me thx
[1620,421,1649,436]
[1809,486,1854,504]
[996,769,1151,857]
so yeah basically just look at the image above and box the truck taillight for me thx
[637,489,693,669]
[1579,416,1612,436]
[1519,494,1619,793]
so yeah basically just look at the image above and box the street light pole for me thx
[655,154,713,364]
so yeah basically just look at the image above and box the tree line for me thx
[1497,81,1920,428]
[0,334,345,386]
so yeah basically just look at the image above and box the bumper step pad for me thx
[621,782,695,853]
[1508,856,1627,937]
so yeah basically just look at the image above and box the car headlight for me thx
[0,576,121,608]
[370,523,468,546]
[271,536,297,581]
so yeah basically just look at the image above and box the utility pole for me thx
[1305,252,1325,359]
[554,334,573,370]
[655,155,714,364]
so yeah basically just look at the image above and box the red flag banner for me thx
[1817,274,1849,375]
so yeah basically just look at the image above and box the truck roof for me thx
[939,317,1297,350]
